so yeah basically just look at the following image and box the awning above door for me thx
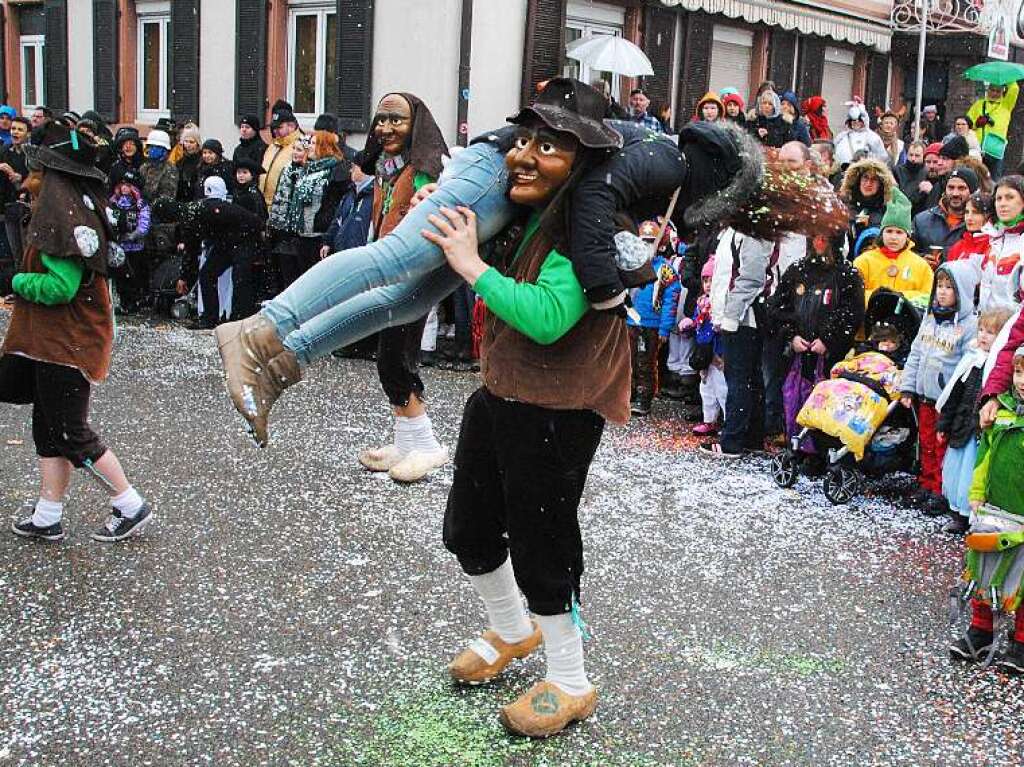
[658,0,892,52]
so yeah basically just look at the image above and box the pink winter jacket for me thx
[983,307,1024,398]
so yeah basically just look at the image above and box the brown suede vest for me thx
[371,164,416,239]
[480,230,631,425]
[2,244,114,384]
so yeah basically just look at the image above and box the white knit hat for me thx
[145,129,172,150]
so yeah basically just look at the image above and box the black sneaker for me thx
[943,514,970,534]
[630,399,651,416]
[91,504,154,543]
[11,514,65,541]
[924,493,950,518]
[997,639,1024,674]
[949,627,994,662]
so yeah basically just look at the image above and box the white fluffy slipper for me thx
[388,447,449,483]
[358,444,409,472]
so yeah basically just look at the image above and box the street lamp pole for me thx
[914,0,929,141]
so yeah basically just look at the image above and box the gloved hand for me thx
[975,115,990,128]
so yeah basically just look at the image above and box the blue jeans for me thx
[261,143,514,366]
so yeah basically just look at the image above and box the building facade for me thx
[9,0,1021,163]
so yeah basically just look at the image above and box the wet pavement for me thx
[1,320,1022,766]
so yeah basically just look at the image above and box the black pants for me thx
[278,236,320,289]
[199,243,258,324]
[0,355,107,467]
[629,326,660,405]
[721,325,765,453]
[376,315,428,407]
[443,387,604,615]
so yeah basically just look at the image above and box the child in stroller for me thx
[771,289,922,504]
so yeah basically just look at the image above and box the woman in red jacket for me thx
[946,191,993,263]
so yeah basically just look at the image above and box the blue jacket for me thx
[323,177,374,253]
[626,254,680,336]
[901,260,979,402]
[911,205,965,258]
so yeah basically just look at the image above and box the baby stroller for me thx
[770,290,922,504]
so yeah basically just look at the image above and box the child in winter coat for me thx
[900,260,980,515]
[626,219,681,416]
[681,258,726,434]
[936,308,1015,533]
[949,347,1024,674]
[978,175,1024,312]
[854,188,934,307]
[109,170,151,313]
[945,191,993,264]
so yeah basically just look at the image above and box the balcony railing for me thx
[890,0,994,34]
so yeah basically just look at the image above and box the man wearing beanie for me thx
[233,114,268,170]
[912,166,975,263]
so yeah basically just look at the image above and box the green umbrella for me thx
[963,61,1024,86]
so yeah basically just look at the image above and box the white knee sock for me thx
[536,612,592,696]
[32,498,63,527]
[395,414,441,453]
[467,557,533,644]
[111,486,144,518]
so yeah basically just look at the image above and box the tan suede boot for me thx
[214,315,302,447]
[448,623,542,685]
[498,680,598,738]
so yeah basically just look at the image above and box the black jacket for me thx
[312,160,353,234]
[232,136,268,170]
[895,161,929,217]
[176,153,202,202]
[108,155,144,192]
[234,183,268,223]
[196,159,235,200]
[754,115,798,148]
[569,120,687,303]
[769,254,865,378]
[936,363,983,448]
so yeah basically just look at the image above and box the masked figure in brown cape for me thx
[1,123,153,543]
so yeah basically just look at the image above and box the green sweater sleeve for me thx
[413,171,434,192]
[968,430,993,504]
[11,253,84,306]
[473,249,589,345]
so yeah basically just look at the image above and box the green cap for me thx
[880,188,913,234]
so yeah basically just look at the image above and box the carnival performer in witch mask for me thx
[422,80,630,740]
[2,124,153,543]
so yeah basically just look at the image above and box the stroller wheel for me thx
[770,451,798,488]
[823,465,861,505]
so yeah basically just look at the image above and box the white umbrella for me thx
[566,35,654,77]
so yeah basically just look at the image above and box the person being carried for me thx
[3,123,153,543]
[899,261,979,516]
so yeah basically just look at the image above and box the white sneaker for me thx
[389,447,449,483]
[358,444,409,472]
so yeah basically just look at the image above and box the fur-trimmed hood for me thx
[840,157,896,204]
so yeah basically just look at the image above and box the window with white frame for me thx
[20,35,45,112]
[287,1,337,119]
[137,2,170,121]
[563,2,625,97]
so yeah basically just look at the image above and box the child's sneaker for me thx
[997,639,1024,674]
[11,514,65,541]
[91,504,154,543]
[949,627,994,661]
[692,422,718,436]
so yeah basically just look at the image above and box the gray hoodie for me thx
[901,260,980,402]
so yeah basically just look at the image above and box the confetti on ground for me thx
[0,317,1021,766]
